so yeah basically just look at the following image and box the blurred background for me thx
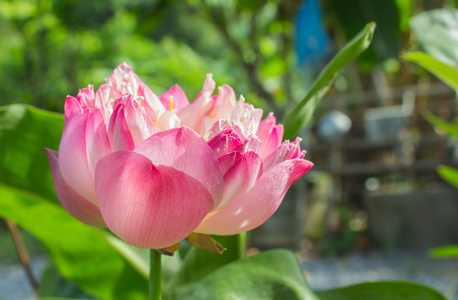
[1,0,458,298]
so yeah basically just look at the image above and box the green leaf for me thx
[160,253,183,286]
[0,104,63,204]
[410,8,458,67]
[316,281,446,300]
[437,165,458,188]
[105,232,182,286]
[103,232,150,279]
[395,0,413,33]
[430,245,458,258]
[39,263,96,299]
[424,110,458,138]
[328,0,402,70]
[403,52,458,91]
[176,249,318,300]
[0,184,148,299]
[283,23,375,140]
[423,111,458,138]
[165,235,239,299]
[39,298,92,300]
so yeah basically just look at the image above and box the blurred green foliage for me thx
[0,0,231,110]
[324,0,403,71]
[1,0,440,119]
[410,8,458,67]
[0,1,455,298]
[0,0,308,116]
[0,0,453,119]
[0,0,454,248]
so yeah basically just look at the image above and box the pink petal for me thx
[155,110,181,132]
[203,120,229,141]
[180,74,216,134]
[202,73,216,93]
[138,82,166,121]
[207,127,243,158]
[159,84,189,114]
[213,85,236,120]
[107,101,121,147]
[134,127,224,206]
[64,96,83,120]
[95,151,214,249]
[258,124,284,158]
[256,113,276,144]
[215,151,263,210]
[231,97,263,136]
[108,101,135,151]
[204,120,248,143]
[218,152,243,175]
[110,63,139,95]
[59,106,96,204]
[46,149,105,227]
[106,63,166,123]
[233,135,262,153]
[120,97,156,147]
[263,138,306,173]
[199,85,237,132]
[85,109,112,177]
[95,82,120,122]
[290,137,306,159]
[76,85,95,109]
[195,158,313,235]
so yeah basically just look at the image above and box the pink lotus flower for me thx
[46,63,313,249]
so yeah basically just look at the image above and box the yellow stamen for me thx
[167,94,175,111]
[208,107,218,118]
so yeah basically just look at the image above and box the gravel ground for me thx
[0,258,46,300]
[0,250,457,299]
[301,250,458,300]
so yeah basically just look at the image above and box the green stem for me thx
[149,249,162,300]
[237,232,247,260]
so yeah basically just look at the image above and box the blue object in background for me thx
[317,110,352,141]
[295,0,332,67]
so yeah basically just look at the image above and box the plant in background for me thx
[403,53,458,299]
[0,21,448,300]
[403,7,458,263]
